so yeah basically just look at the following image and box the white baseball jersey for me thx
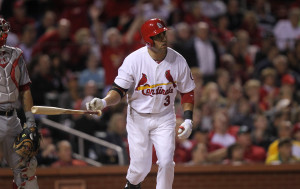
[114,46,195,114]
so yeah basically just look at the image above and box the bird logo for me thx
[136,73,148,90]
[165,70,176,88]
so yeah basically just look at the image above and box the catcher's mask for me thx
[0,18,10,47]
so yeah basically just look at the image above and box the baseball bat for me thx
[31,106,102,116]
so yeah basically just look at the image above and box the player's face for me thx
[0,20,10,46]
[152,31,168,51]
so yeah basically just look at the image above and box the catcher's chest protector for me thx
[0,46,22,103]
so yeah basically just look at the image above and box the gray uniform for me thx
[0,46,39,189]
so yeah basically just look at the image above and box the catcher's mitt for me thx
[13,126,41,159]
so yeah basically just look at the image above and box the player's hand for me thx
[25,121,36,128]
[178,119,193,139]
[86,98,107,111]
[25,111,36,128]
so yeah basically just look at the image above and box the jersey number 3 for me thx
[164,95,170,106]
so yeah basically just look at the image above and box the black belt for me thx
[0,109,14,117]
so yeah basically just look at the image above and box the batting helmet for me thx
[141,18,169,47]
[0,18,10,47]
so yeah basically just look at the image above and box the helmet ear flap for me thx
[146,39,154,47]
[146,42,151,47]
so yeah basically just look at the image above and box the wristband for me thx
[109,82,128,98]
[102,99,107,109]
[183,110,193,120]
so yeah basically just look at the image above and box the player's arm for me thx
[178,90,194,139]
[181,90,194,117]
[20,84,36,128]
[20,86,33,112]
[86,83,128,111]
[104,83,128,106]
[182,102,193,114]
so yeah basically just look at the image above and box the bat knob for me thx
[31,106,38,114]
[97,110,102,116]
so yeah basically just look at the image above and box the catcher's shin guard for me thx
[13,179,38,189]
[14,157,39,189]
[20,177,39,189]
[21,157,39,189]
[124,180,141,189]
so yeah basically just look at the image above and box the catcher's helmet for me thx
[141,18,169,47]
[0,18,10,47]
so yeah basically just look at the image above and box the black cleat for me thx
[124,180,141,189]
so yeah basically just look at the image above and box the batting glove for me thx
[86,98,107,111]
[178,119,193,139]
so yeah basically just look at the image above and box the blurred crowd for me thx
[1,0,300,167]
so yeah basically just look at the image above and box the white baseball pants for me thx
[126,108,176,189]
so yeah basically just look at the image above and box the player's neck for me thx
[148,47,167,62]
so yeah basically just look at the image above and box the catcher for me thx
[0,18,40,189]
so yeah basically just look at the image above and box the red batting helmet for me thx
[0,18,10,47]
[140,18,169,47]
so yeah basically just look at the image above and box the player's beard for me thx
[152,42,167,53]
[148,43,167,61]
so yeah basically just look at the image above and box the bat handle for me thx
[85,110,102,116]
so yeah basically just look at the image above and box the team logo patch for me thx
[157,23,163,28]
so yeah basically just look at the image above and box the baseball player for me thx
[87,18,195,189]
[0,18,39,189]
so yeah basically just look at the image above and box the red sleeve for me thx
[180,90,194,104]
[19,82,31,92]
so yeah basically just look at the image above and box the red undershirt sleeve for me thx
[19,82,31,92]
[180,90,194,104]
